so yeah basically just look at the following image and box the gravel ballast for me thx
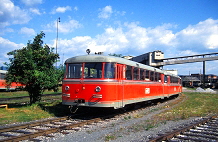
[37,96,203,142]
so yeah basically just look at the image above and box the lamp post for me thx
[56,17,60,67]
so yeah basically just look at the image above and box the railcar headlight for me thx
[95,86,101,92]
[65,86,70,91]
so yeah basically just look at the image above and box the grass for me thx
[124,115,132,120]
[134,92,218,131]
[0,100,70,125]
[0,91,29,98]
[156,92,218,120]
[0,88,71,126]
[0,104,53,124]
[105,134,116,141]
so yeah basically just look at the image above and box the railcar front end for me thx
[62,60,124,109]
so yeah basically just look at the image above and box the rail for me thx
[149,115,218,141]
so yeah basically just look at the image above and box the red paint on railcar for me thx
[0,79,24,90]
[0,70,24,90]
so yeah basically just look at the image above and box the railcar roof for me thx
[65,54,159,70]
[65,54,180,78]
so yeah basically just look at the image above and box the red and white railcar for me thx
[62,54,182,109]
[0,70,24,91]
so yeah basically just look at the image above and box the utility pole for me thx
[203,61,205,89]
[56,17,60,67]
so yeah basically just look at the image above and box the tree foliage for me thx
[108,53,123,57]
[5,31,63,104]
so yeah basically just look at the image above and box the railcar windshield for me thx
[66,63,83,78]
[84,63,102,78]
[66,62,116,79]
[84,62,115,79]
[104,63,115,79]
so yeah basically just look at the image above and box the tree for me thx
[5,31,63,104]
[108,53,123,57]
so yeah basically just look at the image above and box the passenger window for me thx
[158,73,162,82]
[104,63,115,79]
[150,71,154,81]
[155,72,158,82]
[155,72,161,82]
[145,70,150,80]
[84,63,102,78]
[133,67,139,80]
[140,69,145,80]
[164,75,168,83]
[126,65,132,80]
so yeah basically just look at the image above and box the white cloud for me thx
[56,18,218,65]
[51,6,72,14]
[57,36,93,55]
[176,50,199,56]
[43,19,82,34]
[206,35,218,49]
[57,22,177,59]
[98,6,113,19]
[21,0,42,6]
[30,8,41,15]
[58,20,82,33]
[0,37,24,65]
[115,11,126,16]
[36,18,218,74]
[175,18,218,53]
[0,28,14,35]
[19,27,36,37]
[0,0,31,28]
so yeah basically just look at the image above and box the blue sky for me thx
[1,0,218,75]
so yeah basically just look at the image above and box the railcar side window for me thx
[84,63,102,78]
[170,76,179,83]
[155,72,161,82]
[104,63,115,79]
[164,75,168,83]
[179,78,181,84]
[140,69,145,80]
[133,67,139,80]
[126,65,132,80]
[67,63,83,78]
[158,73,161,82]
[145,70,150,80]
[155,72,158,81]
[150,71,154,81]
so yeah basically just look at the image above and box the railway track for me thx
[0,93,61,102]
[149,115,218,142]
[0,116,102,142]
[0,94,180,142]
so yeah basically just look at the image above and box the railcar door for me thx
[163,75,170,97]
[117,64,124,108]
